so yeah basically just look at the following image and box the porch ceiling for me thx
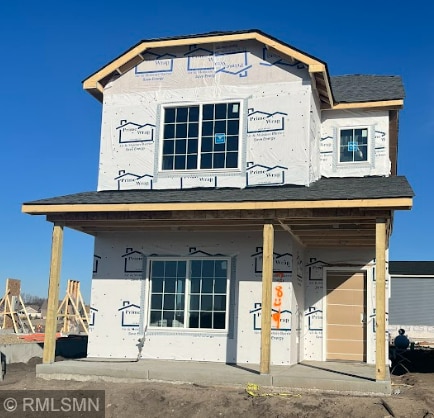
[44,208,391,248]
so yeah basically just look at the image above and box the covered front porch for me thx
[21,177,414,384]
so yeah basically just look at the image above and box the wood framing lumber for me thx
[22,197,413,214]
[375,219,387,381]
[260,223,274,374]
[43,224,63,364]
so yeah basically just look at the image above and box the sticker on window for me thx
[215,133,226,144]
[348,141,359,151]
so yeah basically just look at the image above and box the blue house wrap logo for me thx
[115,171,153,190]
[375,130,386,151]
[320,136,333,156]
[184,45,214,71]
[135,51,176,74]
[116,120,155,144]
[118,301,140,328]
[249,303,292,331]
[88,307,98,327]
[122,248,144,273]
[184,45,252,77]
[247,109,287,133]
[180,175,217,189]
[93,255,101,274]
[251,247,292,274]
[305,306,323,331]
[260,47,306,69]
[306,258,329,281]
[215,50,252,77]
[246,163,287,187]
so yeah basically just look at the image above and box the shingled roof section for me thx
[389,261,434,276]
[23,176,414,206]
[330,75,405,103]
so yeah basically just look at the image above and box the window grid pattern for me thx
[162,106,199,171]
[149,259,228,330]
[162,102,240,171]
[150,260,186,328]
[200,103,239,170]
[189,260,227,329]
[339,128,368,162]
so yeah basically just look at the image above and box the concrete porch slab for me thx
[36,358,391,395]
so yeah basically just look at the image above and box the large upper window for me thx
[339,128,368,163]
[149,259,229,330]
[161,102,240,171]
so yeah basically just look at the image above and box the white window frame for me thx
[147,256,231,332]
[158,100,243,174]
[337,126,370,164]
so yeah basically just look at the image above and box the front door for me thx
[326,271,366,362]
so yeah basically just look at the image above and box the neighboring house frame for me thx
[389,261,434,344]
[22,30,414,382]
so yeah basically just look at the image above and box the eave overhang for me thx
[22,197,412,215]
[21,198,412,248]
[22,176,413,247]
[82,30,335,109]
[325,99,404,111]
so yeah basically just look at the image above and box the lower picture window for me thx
[149,258,229,330]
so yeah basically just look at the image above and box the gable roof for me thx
[82,29,403,110]
[389,261,434,276]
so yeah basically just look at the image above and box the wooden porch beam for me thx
[44,208,392,223]
[23,197,413,214]
[43,224,63,364]
[375,219,387,381]
[260,223,274,374]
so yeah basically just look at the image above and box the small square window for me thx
[339,128,369,163]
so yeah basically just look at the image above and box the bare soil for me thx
[0,350,433,417]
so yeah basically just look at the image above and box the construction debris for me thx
[0,279,35,334]
[57,280,89,335]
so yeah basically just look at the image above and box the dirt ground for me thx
[0,350,434,418]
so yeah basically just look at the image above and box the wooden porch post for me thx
[375,218,387,380]
[43,223,64,364]
[260,223,274,374]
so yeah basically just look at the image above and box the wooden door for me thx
[326,271,366,362]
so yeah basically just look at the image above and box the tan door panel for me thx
[327,274,365,291]
[326,271,367,362]
[327,288,365,305]
[327,340,364,355]
[327,305,363,326]
[327,325,364,340]
[327,352,365,362]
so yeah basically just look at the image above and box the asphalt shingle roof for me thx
[389,261,434,276]
[330,75,405,103]
[23,176,414,206]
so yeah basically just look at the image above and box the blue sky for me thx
[0,1,432,302]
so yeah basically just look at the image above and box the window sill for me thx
[157,168,242,177]
[147,327,228,334]
[337,161,371,168]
